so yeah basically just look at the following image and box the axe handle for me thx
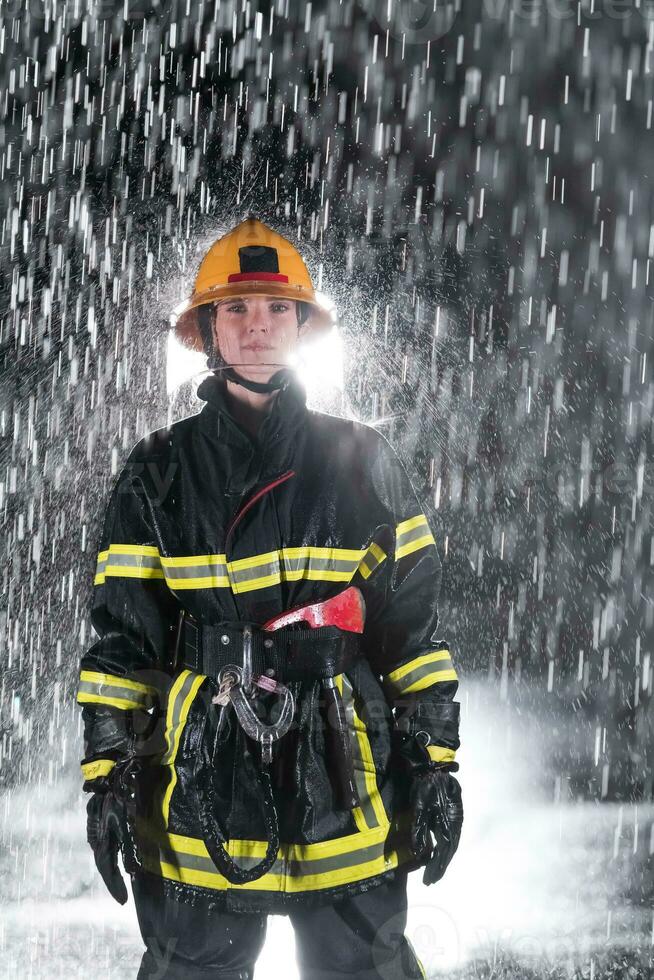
[321,679,361,811]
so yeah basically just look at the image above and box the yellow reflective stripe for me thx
[231,546,367,569]
[344,674,389,831]
[76,692,146,710]
[426,745,457,763]
[230,547,367,594]
[396,514,428,536]
[161,670,207,827]
[139,852,401,894]
[76,670,158,710]
[161,553,227,566]
[94,544,391,593]
[229,548,282,571]
[161,547,373,593]
[384,650,458,697]
[232,572,281,594]
[399,668,459,694]
[79,670,158,696]
[395,532,436,561]
[284,853,399,892]
[405,938,427,979]
[95,567,165,585]
[351,715,389,832]
[357,541,387,580]
[228,547,367,573]
[165,573,231,589]
[94,543,164,585]
[81,758,116,781]
[282,546,365,561]
[334,673,371,833]
[135,814,406,893]
[285,568,354,581]
[387,649,451,684]
[232,567,355,594]
[104,544,160,555]
[161,553,230,590]
[395,513,436,561]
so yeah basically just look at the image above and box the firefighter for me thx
[78,217,463,979]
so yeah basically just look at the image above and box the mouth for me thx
[243,344,274,352]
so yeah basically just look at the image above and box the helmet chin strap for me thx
[214,364,292,394]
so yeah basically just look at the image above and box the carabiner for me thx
[214,663,295,765]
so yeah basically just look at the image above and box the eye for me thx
[226,303,245,313]
[271,303,289,313]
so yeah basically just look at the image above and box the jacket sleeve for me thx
[355,428,460,769]
[76,446,180,792]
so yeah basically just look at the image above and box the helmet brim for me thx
[171,282,337,354]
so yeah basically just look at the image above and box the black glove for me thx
[85,757,143,904]
[86,790,130,904]
[409,763,463,886]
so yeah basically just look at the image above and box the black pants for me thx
[132,871,426,980]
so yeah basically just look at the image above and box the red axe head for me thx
[261,586,366,633]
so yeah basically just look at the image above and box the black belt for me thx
[176,614,362,682]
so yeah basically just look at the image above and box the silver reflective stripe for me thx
[230,553,359,585]
[140,838,285,878]
[286,838,385,876]
[396,522,430,550]
[395,515,436,562]
[162,559,229,580]
[103,553,162,570]
[230,555,282,585]
[135,825,393,883]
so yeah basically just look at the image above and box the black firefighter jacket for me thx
[76,369,461,913]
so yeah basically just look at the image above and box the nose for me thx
[244,304,270,332]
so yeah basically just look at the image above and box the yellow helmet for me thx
[171,216,337,354]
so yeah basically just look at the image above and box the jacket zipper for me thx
[225,469,296,546]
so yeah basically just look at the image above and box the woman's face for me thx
[211,295,307,381]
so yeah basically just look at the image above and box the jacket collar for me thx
[195,367,308,473]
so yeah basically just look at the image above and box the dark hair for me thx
[197,303,215,359]
[296,300,311,326]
